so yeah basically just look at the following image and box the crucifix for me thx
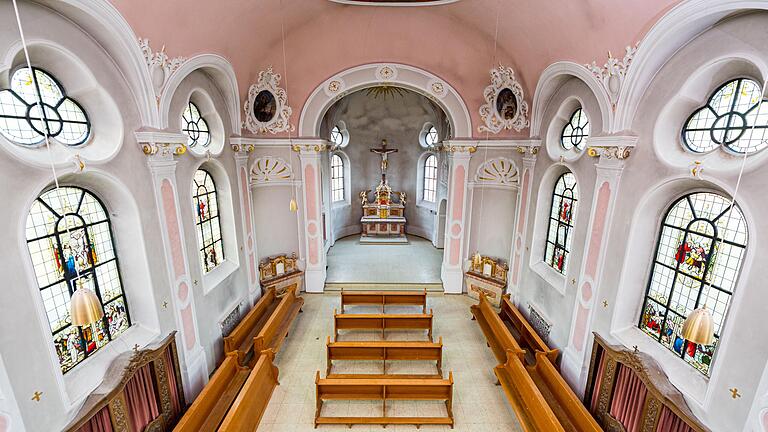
[370,139,398,183]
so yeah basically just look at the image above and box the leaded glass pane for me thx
[544,172,578,274]
[181,101,211,149]
[193,169,225,273]
[639,192,747,376]
[330,126,343,147]
[425,126,439,147]
[423,155,437,203]
[331,154,345,202]
[560,108,589,150]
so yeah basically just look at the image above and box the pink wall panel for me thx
[586,182,611,279]
[451,165,465,221]
[161,179,185,279]
[180,305,196,350]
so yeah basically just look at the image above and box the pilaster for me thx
[561,135,636,394]
[135,131,209,400]
[293,140,329,293]
[231,142,261,305]
[440,141,476,294]
[508,142,540,300]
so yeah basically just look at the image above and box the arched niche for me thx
[168,75,228,157]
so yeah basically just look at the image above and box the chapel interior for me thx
[2,1,768,431]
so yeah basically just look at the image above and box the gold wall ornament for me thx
[729,388,742,399]
[586,145,632,160]
[444,144,477,154]
[690,160,704,179]
[682,306,715,345]
[472,251,483,267]
[365,85,407,99]
[70,281,104,327]
[161,301,168,309]
[515,146,539,156]
[31,391,43,402]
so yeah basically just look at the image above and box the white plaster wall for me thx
[252,184,300,259]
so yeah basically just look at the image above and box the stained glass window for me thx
[544,173,578,274]
[425,126,439,147]
[639,192,747,376]
[330,126,343,147]
[0,67,90,147]
[683,78,768,154]
[561,108,589,150]
[423,154,437,203]
[181,101,210,149]
[193,169,224,272]
[331,154,345,202]
[25,187,130,373]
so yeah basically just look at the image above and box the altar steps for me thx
[324,282,443,292]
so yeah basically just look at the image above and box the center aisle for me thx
[257,293,521,431]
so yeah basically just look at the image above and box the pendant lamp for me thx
[70,280,104,327]
[681,306,714,346]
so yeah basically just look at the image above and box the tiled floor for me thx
[325,236,443,284]
[257,293,522,431]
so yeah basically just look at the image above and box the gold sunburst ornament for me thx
[365,85,407,99]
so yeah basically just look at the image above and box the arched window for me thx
[330,126,343,147]
[683,78,768,154]
[331,154,345,202]
[560,108,589,150]
[181,101,211,150]
[0,67,90,147]
[425,126,439,147]
[193,169,224,272]
[25,187,130,373]
[423,154,438,203]
[639,192,747,376]
[544,173,578,274]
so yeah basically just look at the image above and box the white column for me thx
[136,132,209,400]
[294,140,328,293]
[560,137,635,394]
[232,143,262,305]
[507,145,539,301]
[440,142,475,294]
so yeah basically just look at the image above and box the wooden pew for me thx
[326,336,443,375]
[341,288,427,313]
[173,353,250,432]
[218,349,280,432]
[526,352,602,432]
[500,294,559,364]
[250,288,304,366]
[470,292,521,364]
[223,287,279,365]
[495,351,565,432]
[333,309,433,341]
[314,372,454,428]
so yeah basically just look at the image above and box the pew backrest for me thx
[253,288,304,354]
[470,293,521,363]
[341,289,428,313]
[223,288,277,362]
[326,336,443,375]
[218,349,280,432]
[333,310,434,341]
[501,295,559,364]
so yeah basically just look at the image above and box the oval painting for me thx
[495,88,518,121]
[253,90,277,122]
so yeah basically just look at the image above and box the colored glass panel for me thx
[544,172,578,274]
[193,169,224,272]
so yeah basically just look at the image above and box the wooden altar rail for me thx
[250,288,304,367]
[495,350,565,432]
[527,352,602,432]
[326,336,443,375]
[173,353,249,432]
[314,372,454,428]
[341,288,428,313]
[218,349,280,432]
[470,292,522,363]
[223,287,280,366]
[500,294,559,364]
[333,309,433,341]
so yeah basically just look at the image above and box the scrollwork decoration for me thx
[478,66,530,133]
[243,67,294,134]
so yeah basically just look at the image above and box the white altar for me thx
[359,139,408,244]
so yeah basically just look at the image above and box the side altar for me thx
[359,139,408,244]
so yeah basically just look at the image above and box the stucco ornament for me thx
[585,45,637,110]
[243,67,294,134]
[139,38,187,97]
[475,157,518,186]
[250,156,294,186]
[479,66,530,133]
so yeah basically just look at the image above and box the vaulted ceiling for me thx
[109,0,680,136]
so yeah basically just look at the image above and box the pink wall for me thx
[109,0,678,138]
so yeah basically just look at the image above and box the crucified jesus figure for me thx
[370,139,398,183]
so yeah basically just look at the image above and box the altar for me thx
[359,139,408,244]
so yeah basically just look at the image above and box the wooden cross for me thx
[730,388,741,399]
[370,139,398,183]
[31,391,43,402]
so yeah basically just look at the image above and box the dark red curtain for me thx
[164,347,182,418]
[123,363,160,432]
[656,405,694,432]
[609,365,648,432]
[590,350,607,412]
[77,406,113,432]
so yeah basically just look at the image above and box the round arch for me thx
[299,63,472,138]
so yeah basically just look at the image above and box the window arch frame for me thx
[560,107,589,151]
[25,186,131,374]
[0,66,91,147]
[543,172,578,274]
[192,169,225,273]
[330,153,346,203]
[423,153,438,203]
[638,191,747,376]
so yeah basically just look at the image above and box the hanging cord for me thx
[12,0,81,281]
[279,0,299,211]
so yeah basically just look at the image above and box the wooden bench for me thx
[218,349,281,432]
[495,350,565,432]
[173,353,250,432]
[223,287,280,365]
[250,288,304,366]
[500,294,559,364]
[470,292,522,364]
[526,352,602,432]
[326,336,443,375]
[334,309,433,341]
[314,372,454,428]
[341,288,427,313]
